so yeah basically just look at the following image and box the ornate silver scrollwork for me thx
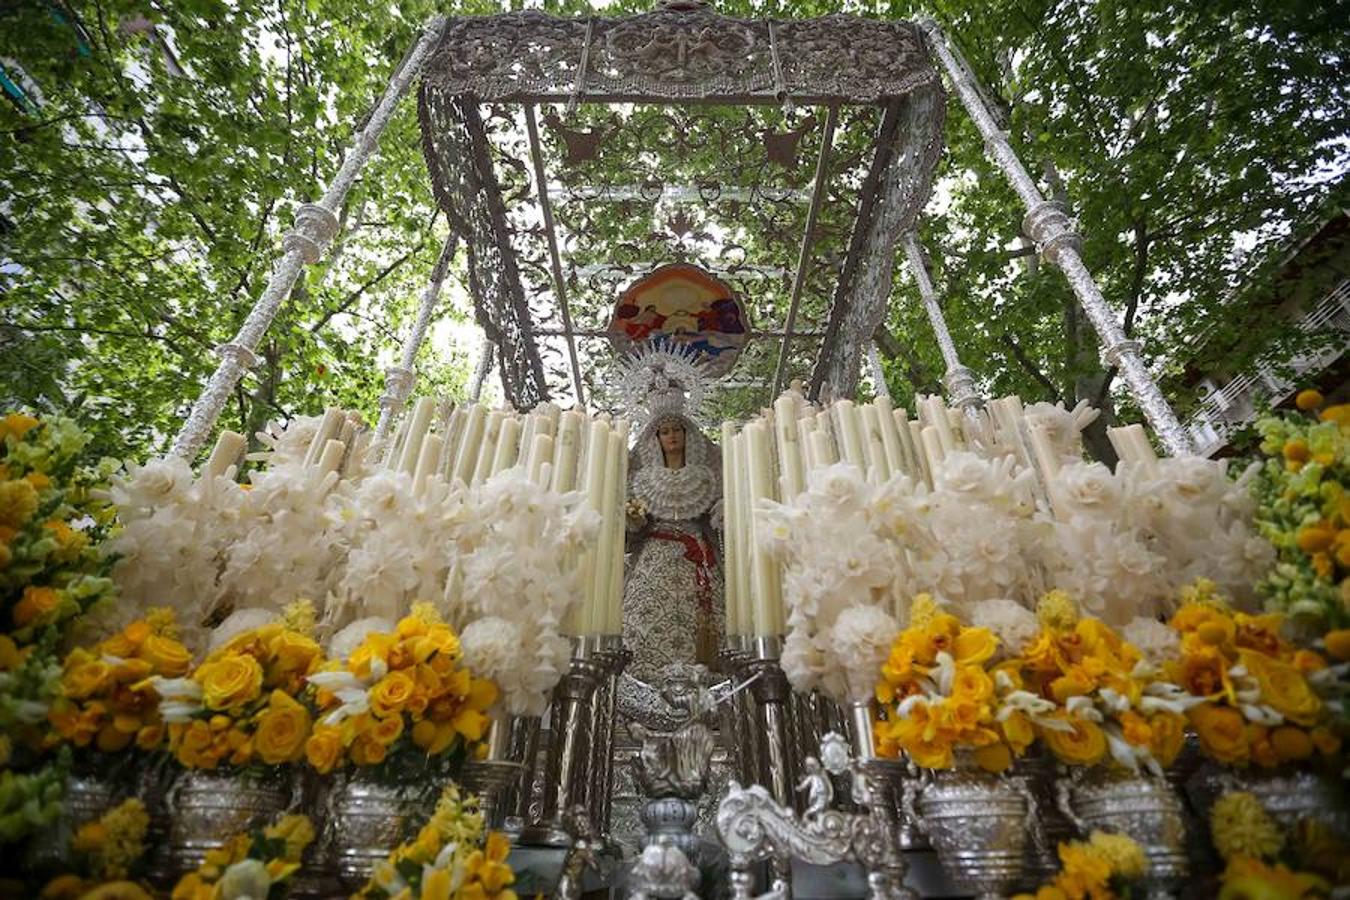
[716,734,914,900]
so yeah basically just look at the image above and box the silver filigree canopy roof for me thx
[417,4,946,415]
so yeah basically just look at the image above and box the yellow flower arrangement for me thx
[1009,593,1197,774]
[159,617,324,771]
[1166,585,1343,769]
[356,784,517,900]
[39,799,154,900]
[873,606,1027,772]
[307,605,498,779]
[1012,831,1148,900]
[1208,790,1333,899]
[169,812,315,900]
[47,613,193,755]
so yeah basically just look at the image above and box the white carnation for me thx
[969,598,1039,656]
[1121,616,1181,665]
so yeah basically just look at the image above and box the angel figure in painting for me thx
[620,344,725,683]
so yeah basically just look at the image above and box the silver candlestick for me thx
[520,637,607,846]
[744,635,797,808]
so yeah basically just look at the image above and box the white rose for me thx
[1052,462,1121,515]
[936,452,993,495]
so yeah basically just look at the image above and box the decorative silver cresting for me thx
[716,733,915,900]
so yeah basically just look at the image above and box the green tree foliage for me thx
[2,0,1344,463]
[0,0,490,461]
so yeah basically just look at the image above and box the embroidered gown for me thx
[622,413,725,683]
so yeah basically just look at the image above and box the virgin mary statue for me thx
[621,363,724,683]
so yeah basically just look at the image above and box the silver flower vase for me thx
[1186,763,1349,837]
[1057,767,1188,898]
[903,763,1033,899]
[165,769,298,875]
[462,713,529,829]
[26,772,123,869]
[323,776,428,889]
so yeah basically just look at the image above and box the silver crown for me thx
[617,341,710,426]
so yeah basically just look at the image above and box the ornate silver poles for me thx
[372,233,459,446]
[171,17,449,460]
[901,232,980,414]
[918,18,1192,456]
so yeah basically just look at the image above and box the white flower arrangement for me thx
[454,469,601,716]
[757,463,902,704]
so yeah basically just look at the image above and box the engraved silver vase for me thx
[1186,763,1349,836]
[904,765,1031,899]
[1057,768,1188,898]
[165,769,296,875]
[324,776,428,889]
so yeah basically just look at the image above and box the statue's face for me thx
[657,421,686,457]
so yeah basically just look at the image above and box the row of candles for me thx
[201,397,629,637]
[721,383,1163,636]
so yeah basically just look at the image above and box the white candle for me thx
[596,429,625,634]
[526,433,554,485]
[490,416,522,475]
[860,404,890,483]
[721,422,740,636]
[471,410,505,486]
[305,407,345,467]
[1126,424,1159,472]
[551,411,584,493]
[205,430,246,479]
[399,397,437,475]
[796,417,818,471]
[344,428,370,478]
[832,400,867,469]
[440,407,466,477]
[808,429,835,471]
[920,425,946,475]
[732,432,755,635]
[1106,426,1135,466]
[874,396,905,478]
[569,418,610,635]
[744,422,783,635]
[1028,421,1061,481]
[773,394,805,499]
[906,418,931,487]
[925,396,957,457]
[451,404,486,486]
[414,435,443,492]
[317,438,346,475]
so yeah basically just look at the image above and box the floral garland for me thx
[40,798,153,900]
[308,605,496,780]
[148,613,324,771]
[1165,580,1344,769]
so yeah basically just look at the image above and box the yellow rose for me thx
[14,585,61,627]
[268,629,322,677]
[1041,715,1107,767]
[195,654,263,711]
[370,714,405,747]
[1239,650,1322,726]
[264,814,316,861]
[951,665,994,703]
[953,627,997,666]
[304,726,343,774]
[369,671,416,719]
[139,635,192,677]
[350,734,388,766]
[1000,711,1035,752]
[255,690,312,765]
[1189,704,1249,765]
[64,657,112,699]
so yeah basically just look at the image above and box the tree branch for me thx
[999,332,1064,403]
